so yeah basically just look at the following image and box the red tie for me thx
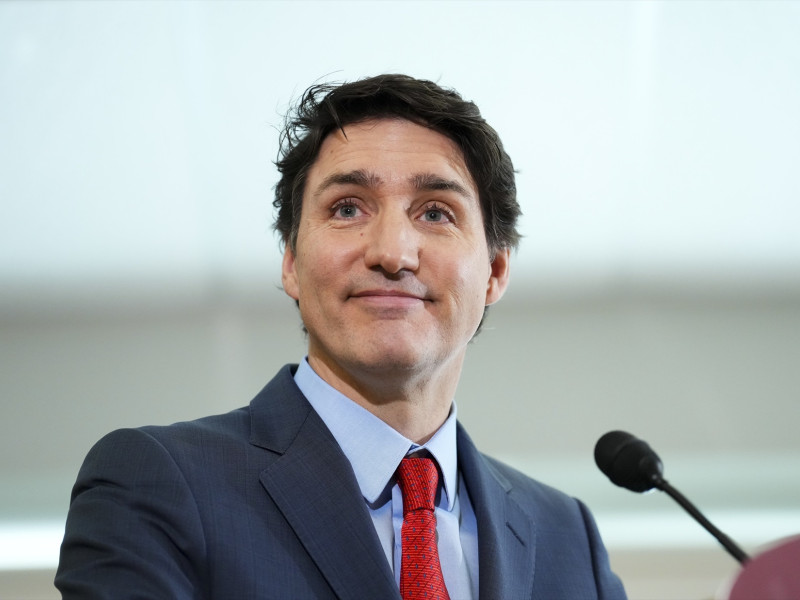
[397,457,450,600]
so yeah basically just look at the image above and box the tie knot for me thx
[397,457,438,513]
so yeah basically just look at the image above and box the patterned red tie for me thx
[397,457,450,600]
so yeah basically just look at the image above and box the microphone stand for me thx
[652,474,750,564]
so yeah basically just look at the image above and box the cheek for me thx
[295,255,346,308]
[445,259,492,309]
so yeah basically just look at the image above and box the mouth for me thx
[351,289,425,299]
[349,289,429,308]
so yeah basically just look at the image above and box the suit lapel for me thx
[247,368,537,599]
[458,424,537,600]
[250,367,399,600]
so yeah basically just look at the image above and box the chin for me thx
[355,349,428,372]
[346,340,440,372]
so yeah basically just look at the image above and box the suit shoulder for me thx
[96,364,301,457]
[139,405,251,449]
[82,365,303,478]
[480,453,561,495]
[76,405,250,481]
[480,453,588,515]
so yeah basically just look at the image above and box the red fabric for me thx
[397,457,450,600]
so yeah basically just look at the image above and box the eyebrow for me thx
[314,170,383,197]
[313,169,473,200]
[410,172,473,199]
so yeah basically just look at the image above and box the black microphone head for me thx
[594,430,664,493]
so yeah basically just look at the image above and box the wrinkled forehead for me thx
[308,117,479,199]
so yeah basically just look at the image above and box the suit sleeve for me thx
[576,499,627,599]
[55,428,207,599]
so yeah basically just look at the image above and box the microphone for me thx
[594,430,750,564]
[594,430,664,492]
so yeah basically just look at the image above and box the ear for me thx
[485,248,511,306]
[281,246,300,301]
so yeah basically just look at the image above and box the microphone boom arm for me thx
[595,430,751,565]
[655,476,750,564]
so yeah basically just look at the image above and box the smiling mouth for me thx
[352,289,424,299]
[349,290,429,308]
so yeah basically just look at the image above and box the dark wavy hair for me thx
[273,74,521,256]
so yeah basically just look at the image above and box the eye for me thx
[420,203,453,224]
[331,199,362,219]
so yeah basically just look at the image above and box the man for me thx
[56,74,626,599]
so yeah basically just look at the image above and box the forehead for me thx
[307,118,477,195]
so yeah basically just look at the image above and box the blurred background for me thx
[1,1,799,598]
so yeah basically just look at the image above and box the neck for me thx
[306,354,461,444]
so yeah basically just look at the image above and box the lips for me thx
[348,288,430,310]
[351,289,426,300]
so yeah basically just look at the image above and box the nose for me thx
[363,209,421,274]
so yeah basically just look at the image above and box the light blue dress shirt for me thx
[294,358,479,599]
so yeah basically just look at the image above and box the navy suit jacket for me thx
[56,364,626,599]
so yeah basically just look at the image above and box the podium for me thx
[719,535,800,600]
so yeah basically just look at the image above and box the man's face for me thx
[282,118,510,385]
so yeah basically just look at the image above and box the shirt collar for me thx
[294,358,459,510]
